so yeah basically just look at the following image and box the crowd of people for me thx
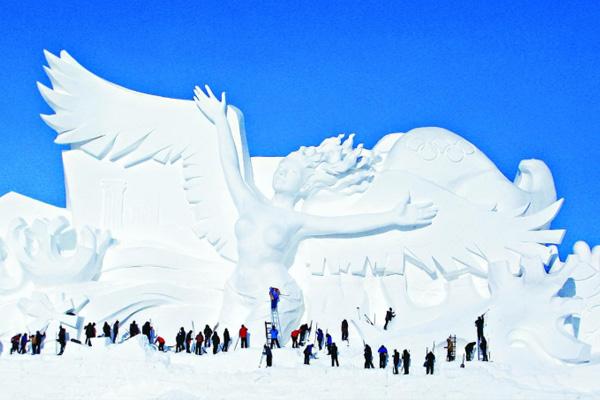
[6,306,489,376]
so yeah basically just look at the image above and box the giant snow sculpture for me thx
[0,50,594,363]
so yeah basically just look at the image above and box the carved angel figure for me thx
[192,85,437,331]
[37,50,566,336]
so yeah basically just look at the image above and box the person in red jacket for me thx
[239,325,249,348]
[291,329,300,348]
[155,336,166,352]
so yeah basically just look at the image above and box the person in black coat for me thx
[102,322,111,339]
[263,344,273,367]
[364,344,374,369]
[57,326,67,355]
[465,342,476,361]
[212,331,221,354]
[330,342,339,367]
[185,330,193,353]
[341,319,349,342]
[112,320,120,343]
[475,315,485,341]
[393,350,400,374]
[129,321,140,337]
[384,308,396,330]
[204,325,213,347]
[222,328,231,352]
[176,327,185,353]
[425,351,435,375]
[402,349,411,375]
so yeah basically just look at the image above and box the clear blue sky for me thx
[1,0,598,254]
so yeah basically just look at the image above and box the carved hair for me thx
[286,134,376,198]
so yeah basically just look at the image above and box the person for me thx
[176,327,185,353]
[330,342,339,367]
[480,336,488,361]
[195,332,204,355]
[384,307,396,330]
[270,326,281,349]
[475,315,485,341]
[303,344,314,365]
[425,350,435,375]
[212,331,221,354]
[31,332,38,354]
[299,324,309,345]
[223,328,231,352]
[291,329,300,348]
[155,336,166,352]
[465,342,476,361]
[129,320,140,337]
[269,287,281,310]
[341,319,349,342]
[402,349,411,375]
[112,320,120,343]
[34,331,45,355]
[84,323,94,346]
[393,349,400,374]
[58,326,67,355]
[239,325,248,349]
[263,344,273,367]
[19,333,28,354]
[102,322,111,339]
[378,345,388,368]
[204,325,213,348]
[364,344,374,369]
[149,324,156,345]
[446,336,455,361]
[142,321,151,342]
[316,328,324,350]
[10,334,21,355]
[325,332,333,354]
[185,330,193,353]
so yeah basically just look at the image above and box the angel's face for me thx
[272,158,305,196]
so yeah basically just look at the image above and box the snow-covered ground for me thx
[1,336,600,400]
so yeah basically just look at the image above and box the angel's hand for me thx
[391,196,438,227]
[194,84,227,123]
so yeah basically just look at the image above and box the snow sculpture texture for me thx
[0,49,595,364]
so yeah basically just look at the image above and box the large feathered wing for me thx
[37,50,251,261]
[298,170,565,280]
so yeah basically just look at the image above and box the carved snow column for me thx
[101,179,127,235]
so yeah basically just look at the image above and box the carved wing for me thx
[298,170,565,280]
[37,50,252,261]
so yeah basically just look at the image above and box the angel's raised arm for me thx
[299,197,437,237]
[194,85,257,210]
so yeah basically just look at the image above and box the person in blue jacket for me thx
[316,328,324,350]
[304,344,314,365]
[269,287,280,310]
[270,326,281,348]
[326,333,333,354]
[378,345,388,368]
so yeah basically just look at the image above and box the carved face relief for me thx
[272,158,305,196]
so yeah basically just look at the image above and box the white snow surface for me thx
[1,336,600,400]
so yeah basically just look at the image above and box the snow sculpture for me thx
[7,216,112,286]
[560,241,600,348]
[35,50,568,340]
[486,256,591,363]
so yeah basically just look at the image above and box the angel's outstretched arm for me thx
[194,85,256,210]
[299,197,437,237]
